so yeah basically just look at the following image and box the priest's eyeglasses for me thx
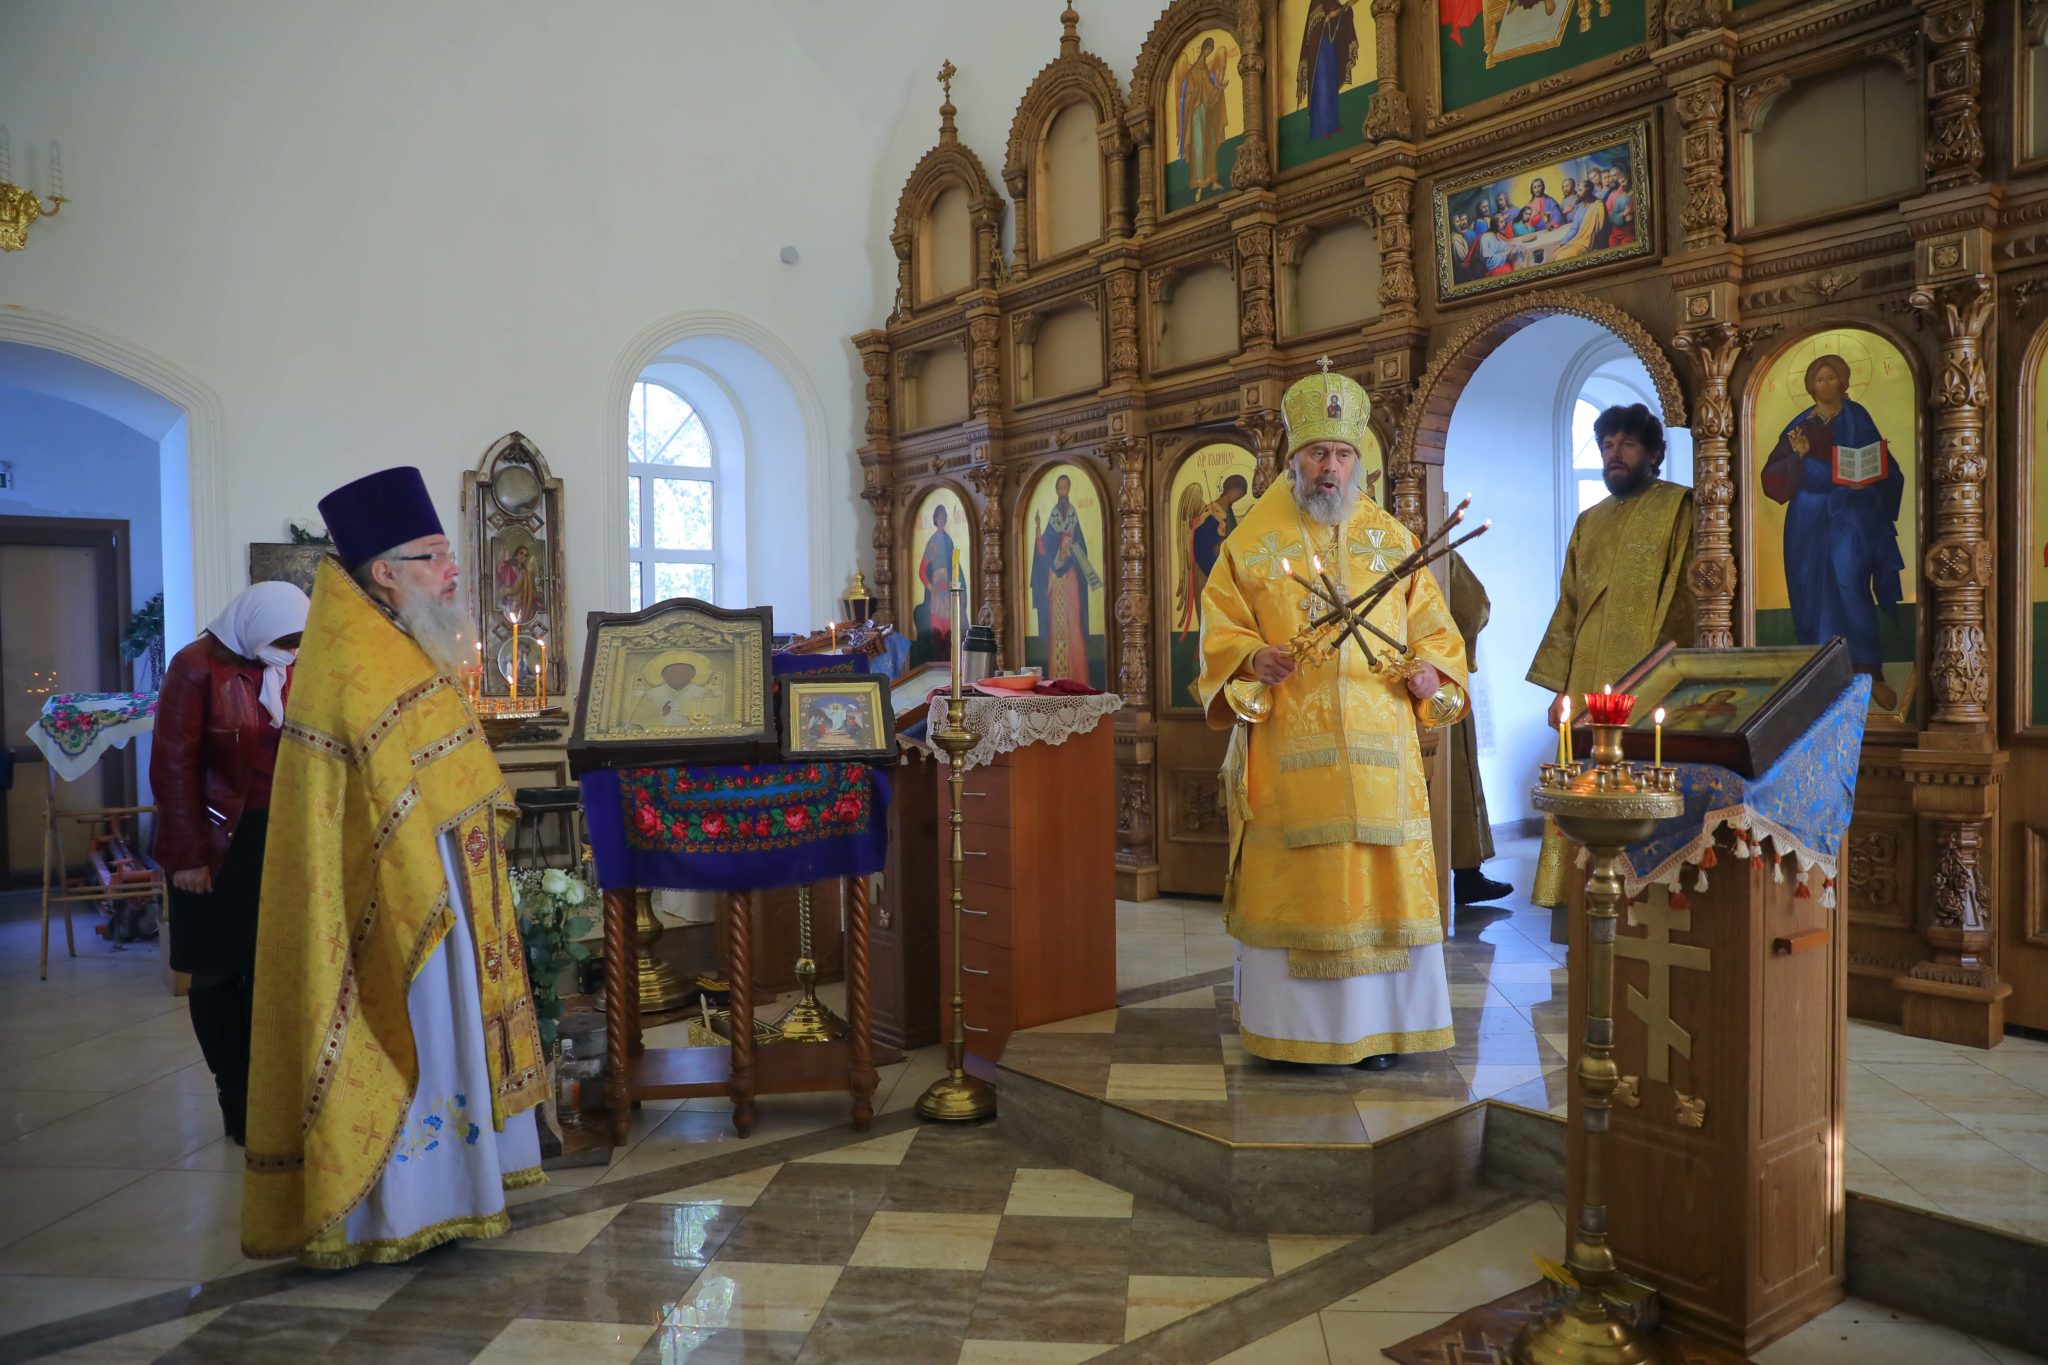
[393,550,457,566]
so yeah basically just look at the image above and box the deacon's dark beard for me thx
[390,578,472,678]
[1602,460,1657,498]
[1291,460,1363,526]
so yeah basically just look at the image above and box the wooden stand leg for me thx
[626,892,646,1058]
[728,890,756,1136]
[847,874,877,1131]
[602,887,633,1145]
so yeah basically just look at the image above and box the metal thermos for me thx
[961,625,998,686]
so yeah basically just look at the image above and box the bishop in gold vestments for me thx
[1199,370,1468,1065]
[244,468,546,1268]
[1526,403,1696,906]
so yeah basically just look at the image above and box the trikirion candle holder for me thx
[1519,717,1683,1365]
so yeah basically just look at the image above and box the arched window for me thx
[625,379,716,610]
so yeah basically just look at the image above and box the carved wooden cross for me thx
[1616,894,1712,1084]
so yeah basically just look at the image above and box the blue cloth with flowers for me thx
[580,761,890,893]
[1618,676,1870,893]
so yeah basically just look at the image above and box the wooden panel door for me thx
[0,517,132,887]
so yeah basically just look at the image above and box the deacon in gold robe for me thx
[1527,403,1696,907]
[243,466,546,1268]
[1199,369,1469,1068]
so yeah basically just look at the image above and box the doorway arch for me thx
[1393,290,1687,471]
[0,306,227,631]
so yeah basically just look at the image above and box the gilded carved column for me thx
[860,485,897,628]
[1109,438,1152,705]
[967,463,1009,658]
[855,335,892,452]
[1237,223,1276,351]
[1674,75,1730,251]
[1370,176,1420,323]
[890,231,913,324]
[1921,0,1986,190]
[1362,0,1411,141]
[1129,110,1158,237]
[1105,264,1142,385]
[1908,276,1994,728]
[968,311,1003,421]
[1101,123,1134,240]
[1237,409,1286,495]
[1670,323,1742,647]
[1391,457,1426,540]
[1229,2,1273,190]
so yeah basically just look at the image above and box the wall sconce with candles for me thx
[0,126,65,252]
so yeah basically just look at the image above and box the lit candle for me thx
[1654,706,1665,768]
[830,621,838,652]
[949,584,964,698]
[1560,694,1573,767]
[507,611,520,707]
[537,635,548,700]
[534,662,543,707]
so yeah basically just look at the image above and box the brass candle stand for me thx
[769,884,849,1043]
[916,689,997,1122]
[1518,724,1680,1365]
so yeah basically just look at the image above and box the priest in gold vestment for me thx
[243,467,546,1267]
[1526,403,1696,907]
[1198,370,1469,1068]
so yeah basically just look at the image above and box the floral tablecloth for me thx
[1603,676,1871,906]
[26,692,158,783]
[580,761,889,893]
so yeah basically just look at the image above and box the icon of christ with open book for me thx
[1760,352,1905,710]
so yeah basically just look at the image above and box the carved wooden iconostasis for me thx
[855,0,2047,1047]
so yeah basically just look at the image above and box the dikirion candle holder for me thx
[1518,690,1683,1365]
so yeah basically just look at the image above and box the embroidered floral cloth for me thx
[580,761,890,893]
[1615,676,1870,903]
[27,692,159,783]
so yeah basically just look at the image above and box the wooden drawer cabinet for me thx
[934,722,1116,1065]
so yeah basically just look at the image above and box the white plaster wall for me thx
[0,0,980,656]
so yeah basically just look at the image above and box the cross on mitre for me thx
[1317,355,1333,373]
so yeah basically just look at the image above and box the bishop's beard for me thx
[1292,460,1363,527]
[390,578,472,678]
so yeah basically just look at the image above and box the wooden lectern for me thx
[1565,828,1846,1354]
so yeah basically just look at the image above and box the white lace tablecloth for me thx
[911,692,1125,771]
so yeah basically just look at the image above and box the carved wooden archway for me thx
[1393,291,1689,468]
[1004,4,1129,276]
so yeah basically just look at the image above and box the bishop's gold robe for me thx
[243,559,546,1266]
[1197,481,1468,995]
[1526,478,1696,904]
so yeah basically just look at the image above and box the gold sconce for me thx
[0,126,66,253]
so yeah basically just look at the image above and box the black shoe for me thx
[1454,868,1514,905]
[1357,1053,1398,1071]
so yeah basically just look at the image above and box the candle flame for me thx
[1655,707,1665,723]
[1311,555,1324,574]
[1603,683,1612,694]
[1281,557,1292,576]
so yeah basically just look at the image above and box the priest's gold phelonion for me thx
[1224,501,1491,725]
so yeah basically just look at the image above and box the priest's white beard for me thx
[392,579,471,677]
[1292,459,1362,527]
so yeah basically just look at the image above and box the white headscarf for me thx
[205,581,311,728]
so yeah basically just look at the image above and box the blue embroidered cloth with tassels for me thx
[1616,676,1870,899]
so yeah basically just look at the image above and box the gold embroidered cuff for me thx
[1415,678,1469,730]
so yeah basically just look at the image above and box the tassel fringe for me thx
[1821,878,1838,909]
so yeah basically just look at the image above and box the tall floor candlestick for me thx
[919,580,995,1122]
[1518,729,1681,1365]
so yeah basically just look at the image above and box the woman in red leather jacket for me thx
[150,580,309,1145]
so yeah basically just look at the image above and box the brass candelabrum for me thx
[915,689,997,1122]
[769,884,849,1043]
[1517,723,1680,1365]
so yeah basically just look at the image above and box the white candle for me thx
[950,584,964,698]
[47,140,60,198]
[538,636,548,698]
[1654,707,1665,768]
